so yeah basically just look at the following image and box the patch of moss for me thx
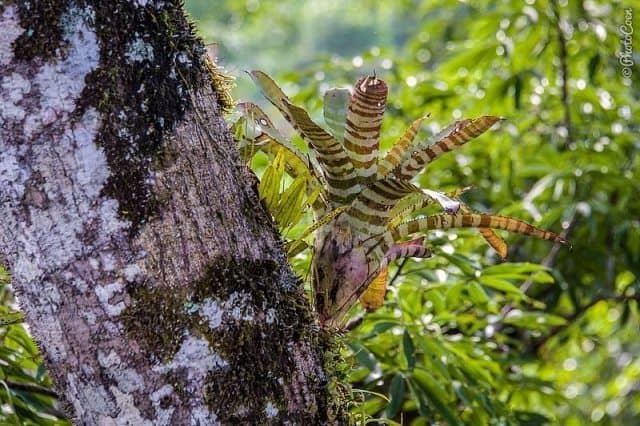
[13,0,68,61]
[121,284,190,362]
[319,331,352,424]
[194,258,306,422]
[204,57,235,114]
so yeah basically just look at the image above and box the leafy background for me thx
[1,0,638,424]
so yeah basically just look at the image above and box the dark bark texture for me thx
[0,1,343,424]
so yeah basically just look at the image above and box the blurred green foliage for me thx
[189,0,639,424]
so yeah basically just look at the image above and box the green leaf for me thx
[438,252,478,277]
[477,276,523,296]
[274,176,307,228]
[403,330,416,371]
[350,343,378,371]
[423,289,446,313]
[258,150,285,210]
[0,312,24,327]
[467,282,489,305]
[445,281,467,307]
[417,340,451,380]
[386,374,406,418]
[370,320,399,335]
[482,262,547,276]
[411,369,461,426]
[503,311,567,330]
[407,378,432,418]
[530,271,555,284]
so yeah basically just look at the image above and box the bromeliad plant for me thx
[234,71,569,328]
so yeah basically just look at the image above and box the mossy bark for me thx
[0,1,345,424]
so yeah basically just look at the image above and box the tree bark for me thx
[0,1,342,424]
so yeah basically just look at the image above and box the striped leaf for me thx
[391,214,570,247]
[378,115,429,178]
[385,189,461,229]
[478,227,508,259]
[361,236,433,314]
[344,75,388,185]
[393,116,501,180]
[250,71,360,206]
[457,203,508,259]
[345,178,422,235]
[381,237,432,269]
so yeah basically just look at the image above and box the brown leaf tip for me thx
[356,75,388,97]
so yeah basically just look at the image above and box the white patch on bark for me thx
[150,384,175,425]
[154,336,227,382]
[67,372,117,421]
[95,281,126,316]
[0,6,23,67]
[199,292,256,329]
[228,291,255,321]
[97,350,143,393]
[265,401,279,418]
[1,4,116,290]
[123,263,142,281]
[102,387,152,426]
[200,298,223,329]
[190,407,220,425]
[24,6,99,138]
[72,124,111,197]
[153,336,224,424]
[1,72,30,121]
[101,253,117,272]
[125,38,154,63]
[265,308,277,324]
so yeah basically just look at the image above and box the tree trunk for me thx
[0,1,343,424]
